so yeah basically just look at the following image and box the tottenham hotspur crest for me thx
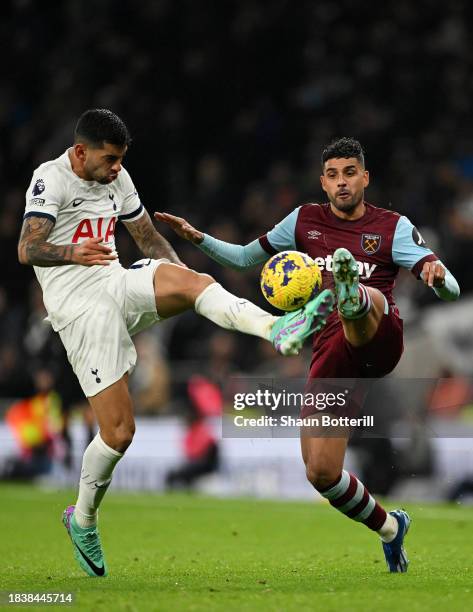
[361,233,382,255]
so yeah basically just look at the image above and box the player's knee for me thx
[155,264,214,305]
[174,269,215,305]
[107,422,135,453]
[305,460,341,491]
[187,270,215,300]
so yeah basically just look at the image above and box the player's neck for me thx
[329,200,366,221]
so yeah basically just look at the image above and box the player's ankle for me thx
[338,284,371,320]
[267,316,279,338]
[378,512,398,543]
[74,507,98,529]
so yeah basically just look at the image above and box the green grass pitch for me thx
[0,483,472,611]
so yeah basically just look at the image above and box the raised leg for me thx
[153,262,214,318]
[152,262,333,355]
[332,247,387,347]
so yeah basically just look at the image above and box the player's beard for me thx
[89,169,116,184]
[97,176,115,184]
[331,191,363,213]
[83,161,116,184]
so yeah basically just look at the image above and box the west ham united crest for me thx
[361,233,382,254]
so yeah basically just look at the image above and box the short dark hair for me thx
[321,137,365,168]
[74,109,131,148]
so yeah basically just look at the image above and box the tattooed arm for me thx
[123,210,184,265]
[18,216,117,267]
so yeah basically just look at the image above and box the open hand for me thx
[154,212,204,244]
[72,237,117,266]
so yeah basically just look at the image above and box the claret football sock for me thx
[317,470,387,531]
[194,282,277,340]
[74,433,123,528]
[342,283,372,320]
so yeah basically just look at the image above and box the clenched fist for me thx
[422,261,445,288]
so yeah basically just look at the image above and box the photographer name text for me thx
[233,415,374,428]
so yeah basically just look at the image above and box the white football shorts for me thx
[59,258,167,397]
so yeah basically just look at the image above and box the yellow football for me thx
[260,250,322,311]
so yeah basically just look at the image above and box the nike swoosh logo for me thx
[74,543,105,576]
[72,199,85,207]
[94,482,110,489]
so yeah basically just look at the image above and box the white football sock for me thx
[74,433,123,528]
[378,513,399,543]
[194,283,277,341]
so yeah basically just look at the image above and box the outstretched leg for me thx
[332,247,386,347]
[152,262,334,355]
[153,263,276,337]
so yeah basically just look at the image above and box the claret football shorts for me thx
[59,258,167,397]
[310,305,404,379]
[301,305,404,420]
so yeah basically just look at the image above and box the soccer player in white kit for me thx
[18,109,334,577]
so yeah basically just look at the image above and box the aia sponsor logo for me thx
[72,217,117,243]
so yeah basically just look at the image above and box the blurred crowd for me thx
[2,0,473,415]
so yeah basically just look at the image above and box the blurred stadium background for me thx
[2,0,473,504]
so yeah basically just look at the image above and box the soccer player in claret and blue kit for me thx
[156,137,460,573]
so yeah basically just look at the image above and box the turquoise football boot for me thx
[63,505,108,577]
[332,248,362,318]
[270,289,335,355]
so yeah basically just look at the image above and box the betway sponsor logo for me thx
[314,255,377,279]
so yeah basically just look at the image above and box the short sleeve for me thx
[117,167,145,223]
[24,165,64,223]
[258,206,300,254]
[392,216,438,277]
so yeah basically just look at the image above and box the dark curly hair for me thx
[74,109,131,148]
[321,137,365,168]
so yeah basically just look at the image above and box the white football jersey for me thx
[24,149,145,331]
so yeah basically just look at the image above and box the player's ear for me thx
[74,143,87,162]
[363,170,369,188]
[320,174,328,193]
